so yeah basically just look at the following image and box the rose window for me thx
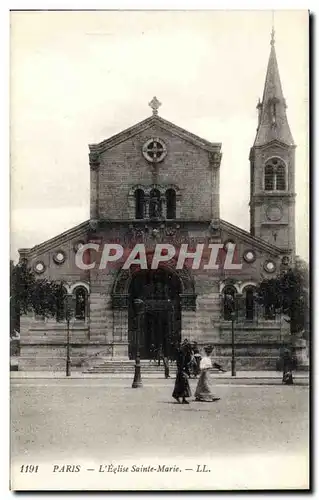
[243,250,256,263]
[264,260,276,273]
[34,261,45,274]
[53,251,66,264]
[142,138,167,163]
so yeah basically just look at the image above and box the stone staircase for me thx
[83,359,222,374]
[83,360,175,374]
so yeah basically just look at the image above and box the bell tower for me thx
[249,29,296,254]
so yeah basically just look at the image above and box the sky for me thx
[10,10,309,261]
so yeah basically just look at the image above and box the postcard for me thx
[10,9,309,491]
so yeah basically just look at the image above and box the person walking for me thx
[193,341,201,377]
[157,345,161,366]
[172,343,191,404]
[163,355,170,379]
[181,339,192,377]
[282,348,294,385]
[159,343,170,379]
[149,344,156,364]
[194,346,220,402]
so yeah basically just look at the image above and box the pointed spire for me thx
[270,25,275,46]
[254,30,294,146]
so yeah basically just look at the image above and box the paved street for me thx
[11,378,309,490]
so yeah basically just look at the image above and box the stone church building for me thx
[19,33,296,371]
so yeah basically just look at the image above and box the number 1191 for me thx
[20,465,39,473]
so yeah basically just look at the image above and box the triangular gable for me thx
[89,115,221,154]
[220,219,290,256]
[18,220,90,259]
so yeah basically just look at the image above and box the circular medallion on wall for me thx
[243,250,256,263]
[266,204,283,222]
[142,138,167,163]
[53,250,66,264]
[34,261,46,274]
[264,260,276,273]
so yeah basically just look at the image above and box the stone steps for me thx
[84,360,221,374]
[84,358,288,373]
[85,361,173,374]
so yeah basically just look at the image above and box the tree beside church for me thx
[257,259,309,338]
[10,260,66,329]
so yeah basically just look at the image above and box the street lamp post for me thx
[231,311,236,377]
[132,298,144,388]
[226,292,237,377]
[65,292,73,377]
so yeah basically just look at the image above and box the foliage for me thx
[10,260,66,333]
[256,257,309,337]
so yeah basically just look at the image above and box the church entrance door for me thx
[128,269,181,360]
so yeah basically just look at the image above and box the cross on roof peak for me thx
[149,96,162,116]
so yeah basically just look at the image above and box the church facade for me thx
[18,33,296,371]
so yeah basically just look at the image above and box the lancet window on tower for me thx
[264,158,286,191]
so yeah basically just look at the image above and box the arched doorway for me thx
[128,269,182,360]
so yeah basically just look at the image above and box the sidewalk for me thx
[10,370,309,380]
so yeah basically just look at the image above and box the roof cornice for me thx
[18,220,90,258]
[220,219,289,256]
[89,115,221,155]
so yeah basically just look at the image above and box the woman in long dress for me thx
[194,346,220,402]
[282,348,294,385]
[192,342,202,377]
[172,345,191,404]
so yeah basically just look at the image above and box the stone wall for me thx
[96,125,220,221]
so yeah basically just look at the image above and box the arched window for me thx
[74,286,88,321]
[166,189,176,219]
[244,287,255,321]
[149,189,162,219]
[265,164,274,190]
[223,286,236,320]
[276,164,286,190]
[135,189,145,219]
[264,158,286,191]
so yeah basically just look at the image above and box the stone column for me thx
[89,152,100,219]
[128,194,135,219]
[161,194,167,219]
[181,310,198,343]
[90,168,97,219]
[176,194,181,219]
[236,293,245,323]
[112,296,129,359]
[209,152,221,219]
[196,292,221,344]
[144,194,150,219]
